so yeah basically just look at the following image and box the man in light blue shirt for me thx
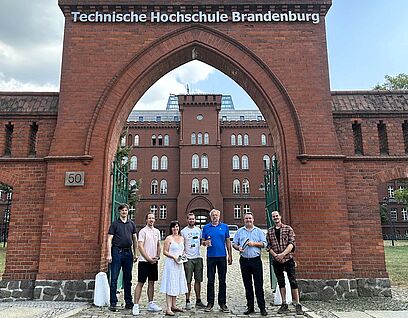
[232,212,267,316]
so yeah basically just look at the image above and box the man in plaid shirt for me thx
[266,211,303,315]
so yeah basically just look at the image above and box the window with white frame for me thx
[160,229,166,239]
[232,155,240,170]
[261,134,267,145]
[263,155,270,169]
[159,205,167,219]
[390,208,397,221]
[158,135,163,146]
[197,133,203,145]
[160,155,168,170]
[201,178,209,194]
[164,134,169,146]
[242,155,249,170]
[160,179,168,194]
[192,154,199,169]
[192,178,200,194]
[388,185,395,198]
[120,135,126,147]
[201,154,208,169]
[151,180,158,194]
[234,204,241,219]
[233,179,240,194]
[243,204,251,214]
[152,134,156,146]
[242,179,250,194]
[150,205,158,218]
[6,192,12,200]
[191,133,196,144]
[402,208,408,221]
[237,134,243,146]
[244,134,249,146]
[152,155,159,170]
[130,156,137,170]
[204,133,209,144]
[122,156,128,165]
[231,134,236,146]
[134,134,139,146]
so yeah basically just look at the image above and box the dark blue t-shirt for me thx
[108,219,137,249]
[202,222,230,257]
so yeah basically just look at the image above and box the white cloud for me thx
[135,60,215,110]
[0,73,58,92]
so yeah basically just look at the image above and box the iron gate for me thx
[111,157,129,222]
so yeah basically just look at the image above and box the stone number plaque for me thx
[65,172,85,186]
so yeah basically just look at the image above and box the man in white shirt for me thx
[181,213,206,309]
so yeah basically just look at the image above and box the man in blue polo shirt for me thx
[202,209,232,313]
[232,212,267,316]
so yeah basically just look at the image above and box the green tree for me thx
[395,188,408,206]
[380,204,388,224]
[374,73,408,90]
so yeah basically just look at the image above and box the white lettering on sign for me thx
[65,172,85,186]
[71,10,320,24]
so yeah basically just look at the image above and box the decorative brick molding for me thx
[299,278,392,300]
[0,279,95,301]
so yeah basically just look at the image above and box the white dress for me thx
[160,239,188,296]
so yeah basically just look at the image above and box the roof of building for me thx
[0,92,59,114]
[332,90,408,112]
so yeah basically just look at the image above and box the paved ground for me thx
[1,250,408,318]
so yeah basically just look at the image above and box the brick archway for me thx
[373,165,408,184]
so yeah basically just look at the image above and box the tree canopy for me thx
[374,73,408,90]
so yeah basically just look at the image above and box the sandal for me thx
[171,307,184,312]
[165,311,175,316]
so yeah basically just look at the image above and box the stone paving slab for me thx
[0,301,88,318]
[332,312,373,318]
[365,311,408,318]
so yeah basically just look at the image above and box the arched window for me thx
[120,135,126,147]
[151,180,158,194]
[204,133,209,144]
[150,205,158,218]
[197,133,203,145]
[192,178,200,194]
[261,134,267,146]
[237,134,243,146]
[243,204,251,214]
[201,178,209,194]
[244,134,249,146]
[231,134,236,146]
[158,134,163,146]
[242,155,249,170]
[121,156,128,165]
[232,155,240,170]
[151,155,159,170]
[130,156,137,170]
[263,155,270,169]
[159,205,167,219]
[164,134,169,146]
[201,154,208,169]
[191,133,196,144]
[242,179,250,194]
[192,154,199,169]
[160,179,168,194]
[134,134,139,146]
[233,179,240,194]
[160,155,168,170]
[151,134,157,146]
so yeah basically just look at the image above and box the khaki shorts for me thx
[183,258,203,284]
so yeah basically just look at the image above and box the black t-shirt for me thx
[108,219,137,248]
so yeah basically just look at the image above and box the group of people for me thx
[107,203,304,316]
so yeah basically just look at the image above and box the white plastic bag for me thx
[273,271,292,305]
[93,272,110,307]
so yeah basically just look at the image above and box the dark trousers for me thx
[110,247,133,306]
[239,256,266,311]
[207,257,227,306]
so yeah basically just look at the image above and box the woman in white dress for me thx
[160,220,188,316]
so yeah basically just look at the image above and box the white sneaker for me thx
[147,301,162,312]
[185,302,192,310]
[132,304,140,316]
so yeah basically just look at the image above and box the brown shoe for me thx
[220,304,230,313]
[205,304,213,312]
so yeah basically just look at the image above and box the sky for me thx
[0,0,407,110]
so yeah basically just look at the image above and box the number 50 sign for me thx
[65,172,85,186]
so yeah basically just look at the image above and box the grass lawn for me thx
[384,240,408,287]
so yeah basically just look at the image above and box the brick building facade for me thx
[0,0,407,301]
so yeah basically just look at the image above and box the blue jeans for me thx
[206,257,227,306]
[110,247,133,306]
